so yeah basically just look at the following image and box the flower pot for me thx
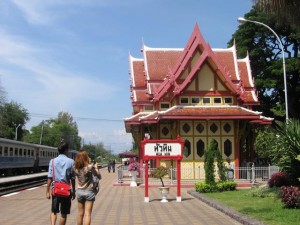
[129,170,138,187]
[159,187,170,202]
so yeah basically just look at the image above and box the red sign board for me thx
[141,136,184,202]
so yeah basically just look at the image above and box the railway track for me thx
[0,173,47,196]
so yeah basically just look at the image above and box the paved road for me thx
[0,167,242,225]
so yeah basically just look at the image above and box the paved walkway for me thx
[0,167,242,225]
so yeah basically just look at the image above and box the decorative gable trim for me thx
[152,24,240,103]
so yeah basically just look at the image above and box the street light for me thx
[237,17,289,124]
[15,124,21,140]
[40,120,44,144]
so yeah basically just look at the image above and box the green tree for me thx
[82,143,116,163]
[254,125,278,158]
[255,119,300,184]
[271,119,300,183]
[0,80,6,106]
[24,111,81,149]
[229,9,300,121]
[253,0,300,32]
[0,101,29,140]
[204,140,227,185]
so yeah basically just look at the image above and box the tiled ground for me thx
[0,168,242,225]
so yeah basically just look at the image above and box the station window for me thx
[180,97,189,104]
[144,105,154,111]
[214,97,222,104]
[203,97,211,104]
[191,97,200,104]
[160,103,170,109]
[224,97,233,104]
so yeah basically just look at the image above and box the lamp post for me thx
[40,120,44,144]
[15,124,21,140]
[237,17,289,124]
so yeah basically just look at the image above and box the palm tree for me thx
[253,0,300,31]
[271,119,300,183]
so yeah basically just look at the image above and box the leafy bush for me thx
[246,186,280,198]
[195,181,237,193]
[280,186,300,208]
[268,172,290,188]
[151,166,169,187]
[216,181,237,191]
[195,182,216,193]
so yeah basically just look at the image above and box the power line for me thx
[29,113,123,122]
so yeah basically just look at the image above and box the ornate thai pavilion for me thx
[124,24,273,179]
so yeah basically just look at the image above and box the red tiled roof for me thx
[238,61,252,88]
[134,90,148,102]
[243,91,258,104]
[132,60,145,87]
[127,24,266,120]
[144,49,182,80]
[214,50,238,81]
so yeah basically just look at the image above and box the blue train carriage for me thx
[0,138,78,176]
[0,138,39,175]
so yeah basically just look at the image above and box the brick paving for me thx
[0,168,242,225]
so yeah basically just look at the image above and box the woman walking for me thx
[73,151,101,225]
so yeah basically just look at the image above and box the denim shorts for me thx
[77,188,97,202]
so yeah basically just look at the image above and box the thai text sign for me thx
[144,142,182,156]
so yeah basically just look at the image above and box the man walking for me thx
[46,140,76,225]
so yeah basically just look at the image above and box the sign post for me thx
[141,136,184,202]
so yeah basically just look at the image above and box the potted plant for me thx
[151,166,170,202]
[128,160,140,187]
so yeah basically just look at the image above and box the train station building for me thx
[124,24,273,180]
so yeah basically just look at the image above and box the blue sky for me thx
[0,0,253,153]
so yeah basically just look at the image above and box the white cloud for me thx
[79,128,133,153]
[10,0,145,25]
[0,27,116,120]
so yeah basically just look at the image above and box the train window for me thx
[9,147,13,156]
[27,150,30,157]
[19,149,23,156]
[0,146,2,156]
[15,148,18,157]
[31,150,34,157]
[4,147,8,156]
[24,149,27,156]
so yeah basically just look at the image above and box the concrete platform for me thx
[0,168,244,225]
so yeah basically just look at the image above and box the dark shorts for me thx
[51,195,72,215]
[77,188,97,202]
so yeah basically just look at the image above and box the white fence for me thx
[117,164,279,185]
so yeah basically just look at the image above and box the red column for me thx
[145,160,149,202]
[176,159,181,202]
